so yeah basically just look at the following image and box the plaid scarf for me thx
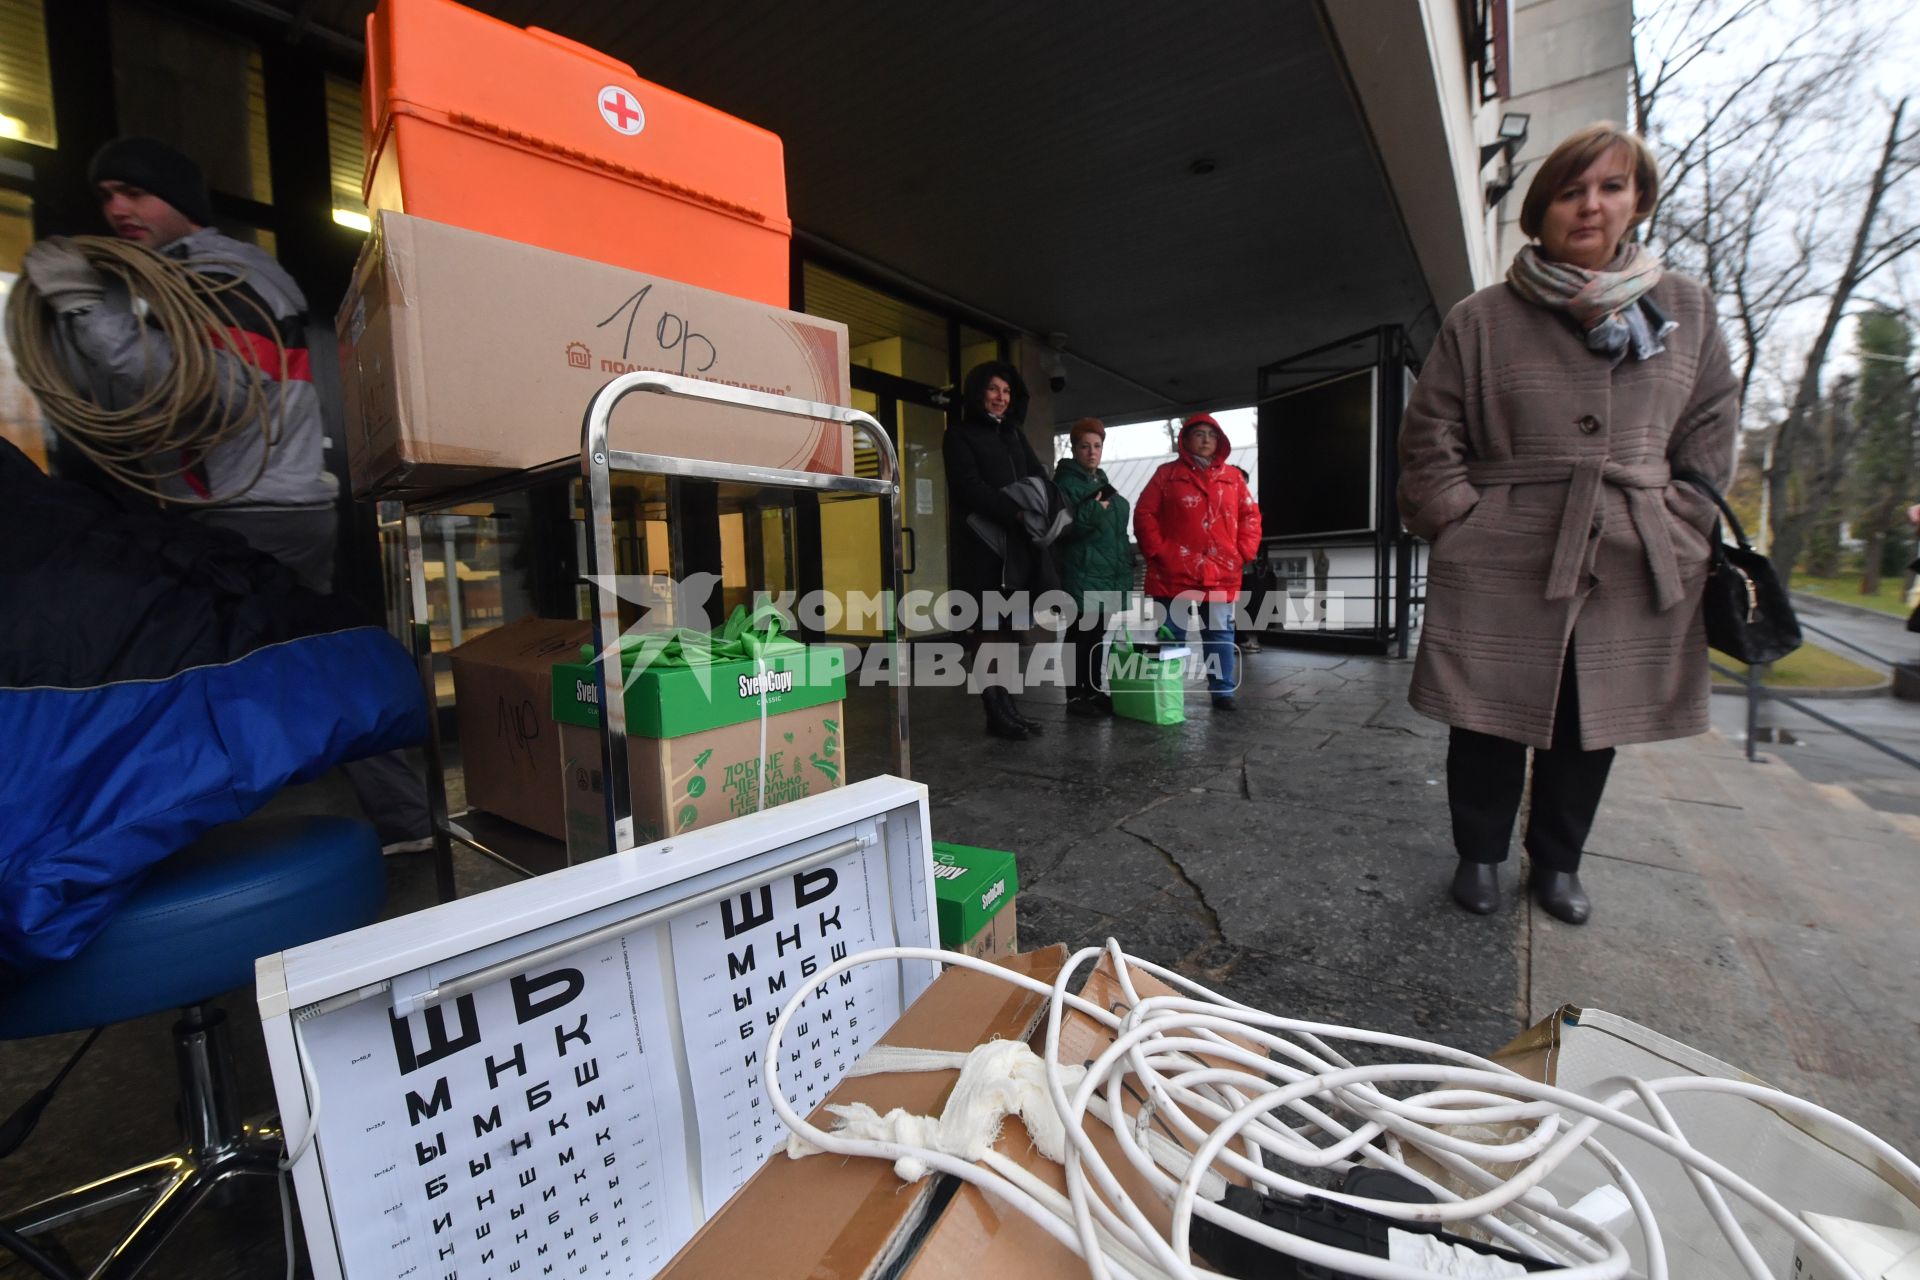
[1508,242,1668,362]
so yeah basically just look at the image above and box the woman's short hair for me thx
[1519,123,1659,240]
[1069,417,1106,442]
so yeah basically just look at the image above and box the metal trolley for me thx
[397,372,904,900]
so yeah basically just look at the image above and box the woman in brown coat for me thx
[1398,123,1737,925]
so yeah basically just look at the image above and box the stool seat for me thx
[0,816,383,1039]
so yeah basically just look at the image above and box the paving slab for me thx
[6,640,1917,1279]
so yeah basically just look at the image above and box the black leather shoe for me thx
[1450,860,1501,915]
[1211,696,1237,711]
[1530,870,1590,925]
[982,690,1028,741]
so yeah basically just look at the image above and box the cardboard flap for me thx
[657,947,1069,1279]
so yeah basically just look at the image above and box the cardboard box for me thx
[1795,1213,1920,1280]
[956,903,1018,962]
[552,641,848,855]
[1479,1007,1920,1280]
[338,211,853,498]
[448,616,591,838]
[930,841,1019,961]
[656,946,1070,1280]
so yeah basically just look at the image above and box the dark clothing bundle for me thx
[965,475,1071,599]
[0,440,425,968]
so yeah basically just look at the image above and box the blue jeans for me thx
[1154,596,1238,698]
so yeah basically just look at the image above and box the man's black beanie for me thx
[87,137,214,227]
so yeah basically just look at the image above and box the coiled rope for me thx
[5,234,284,505]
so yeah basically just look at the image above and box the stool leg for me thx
[89,1140,283,1280]
[3,1157,185,1237]
[3,1005,293,1279]
[174,1006,242,1155]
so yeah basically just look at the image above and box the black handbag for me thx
[1907,557,1920,634]
[1674,470,1802,665]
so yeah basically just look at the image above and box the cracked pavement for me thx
[911,643,1920,1154]
[913,647,1530,1055]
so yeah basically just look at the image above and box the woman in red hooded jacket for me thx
[1134,414,1263,709]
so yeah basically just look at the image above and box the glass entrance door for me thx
[800,261,1007,639]
[851,367,951,616]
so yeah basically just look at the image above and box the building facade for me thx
[0,0,1624,641]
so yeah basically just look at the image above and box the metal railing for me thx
[1795,616,1898,670]
[1716,598,1920,768]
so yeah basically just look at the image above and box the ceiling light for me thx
[0,115,27,141]
[332,207,372,233]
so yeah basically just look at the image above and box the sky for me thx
[1057,407,1260,463]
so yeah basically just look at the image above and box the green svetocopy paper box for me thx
[551,643,845,736]
[930,841,1018,948]
[552,642,848,856]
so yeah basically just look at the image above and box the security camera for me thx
[1045,333,1069,394]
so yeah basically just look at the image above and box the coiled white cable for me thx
[765,940,1920,1280]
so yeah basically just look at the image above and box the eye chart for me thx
[297,930,691,1278]
[668,840,898,1209]
[260,779,938,1280]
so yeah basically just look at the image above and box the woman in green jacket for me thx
[1053,418,1133,715]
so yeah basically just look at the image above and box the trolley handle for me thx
[580,370,897,488]
[575,369,899,856]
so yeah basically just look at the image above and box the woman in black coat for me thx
[943,360,1051,741]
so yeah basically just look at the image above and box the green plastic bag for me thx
[1107,633,1185,725]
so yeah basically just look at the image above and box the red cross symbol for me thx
[598,85,645,135]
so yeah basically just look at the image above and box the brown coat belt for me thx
[1465,458,1683,612]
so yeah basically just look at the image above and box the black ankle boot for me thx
[1005,695,1045,736]
[1450,860,1500,915]
[1530,870,1590,925]
[982,688,1028,740]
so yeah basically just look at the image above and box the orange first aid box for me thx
[362,0,790,306]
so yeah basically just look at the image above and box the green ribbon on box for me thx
[573,603,826,814]
[592,601,802,674]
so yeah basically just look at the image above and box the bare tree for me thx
[1664,120,1822,413]
[1765,99,1920,582]
[1636,0,1872,418]
[1632,0,1768,142]
[1633,0,1864,246]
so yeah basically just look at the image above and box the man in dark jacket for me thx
[20,137,339,580]
[1053,418,1131,715]
[17,137,430,851]
[942,360,1051,740]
